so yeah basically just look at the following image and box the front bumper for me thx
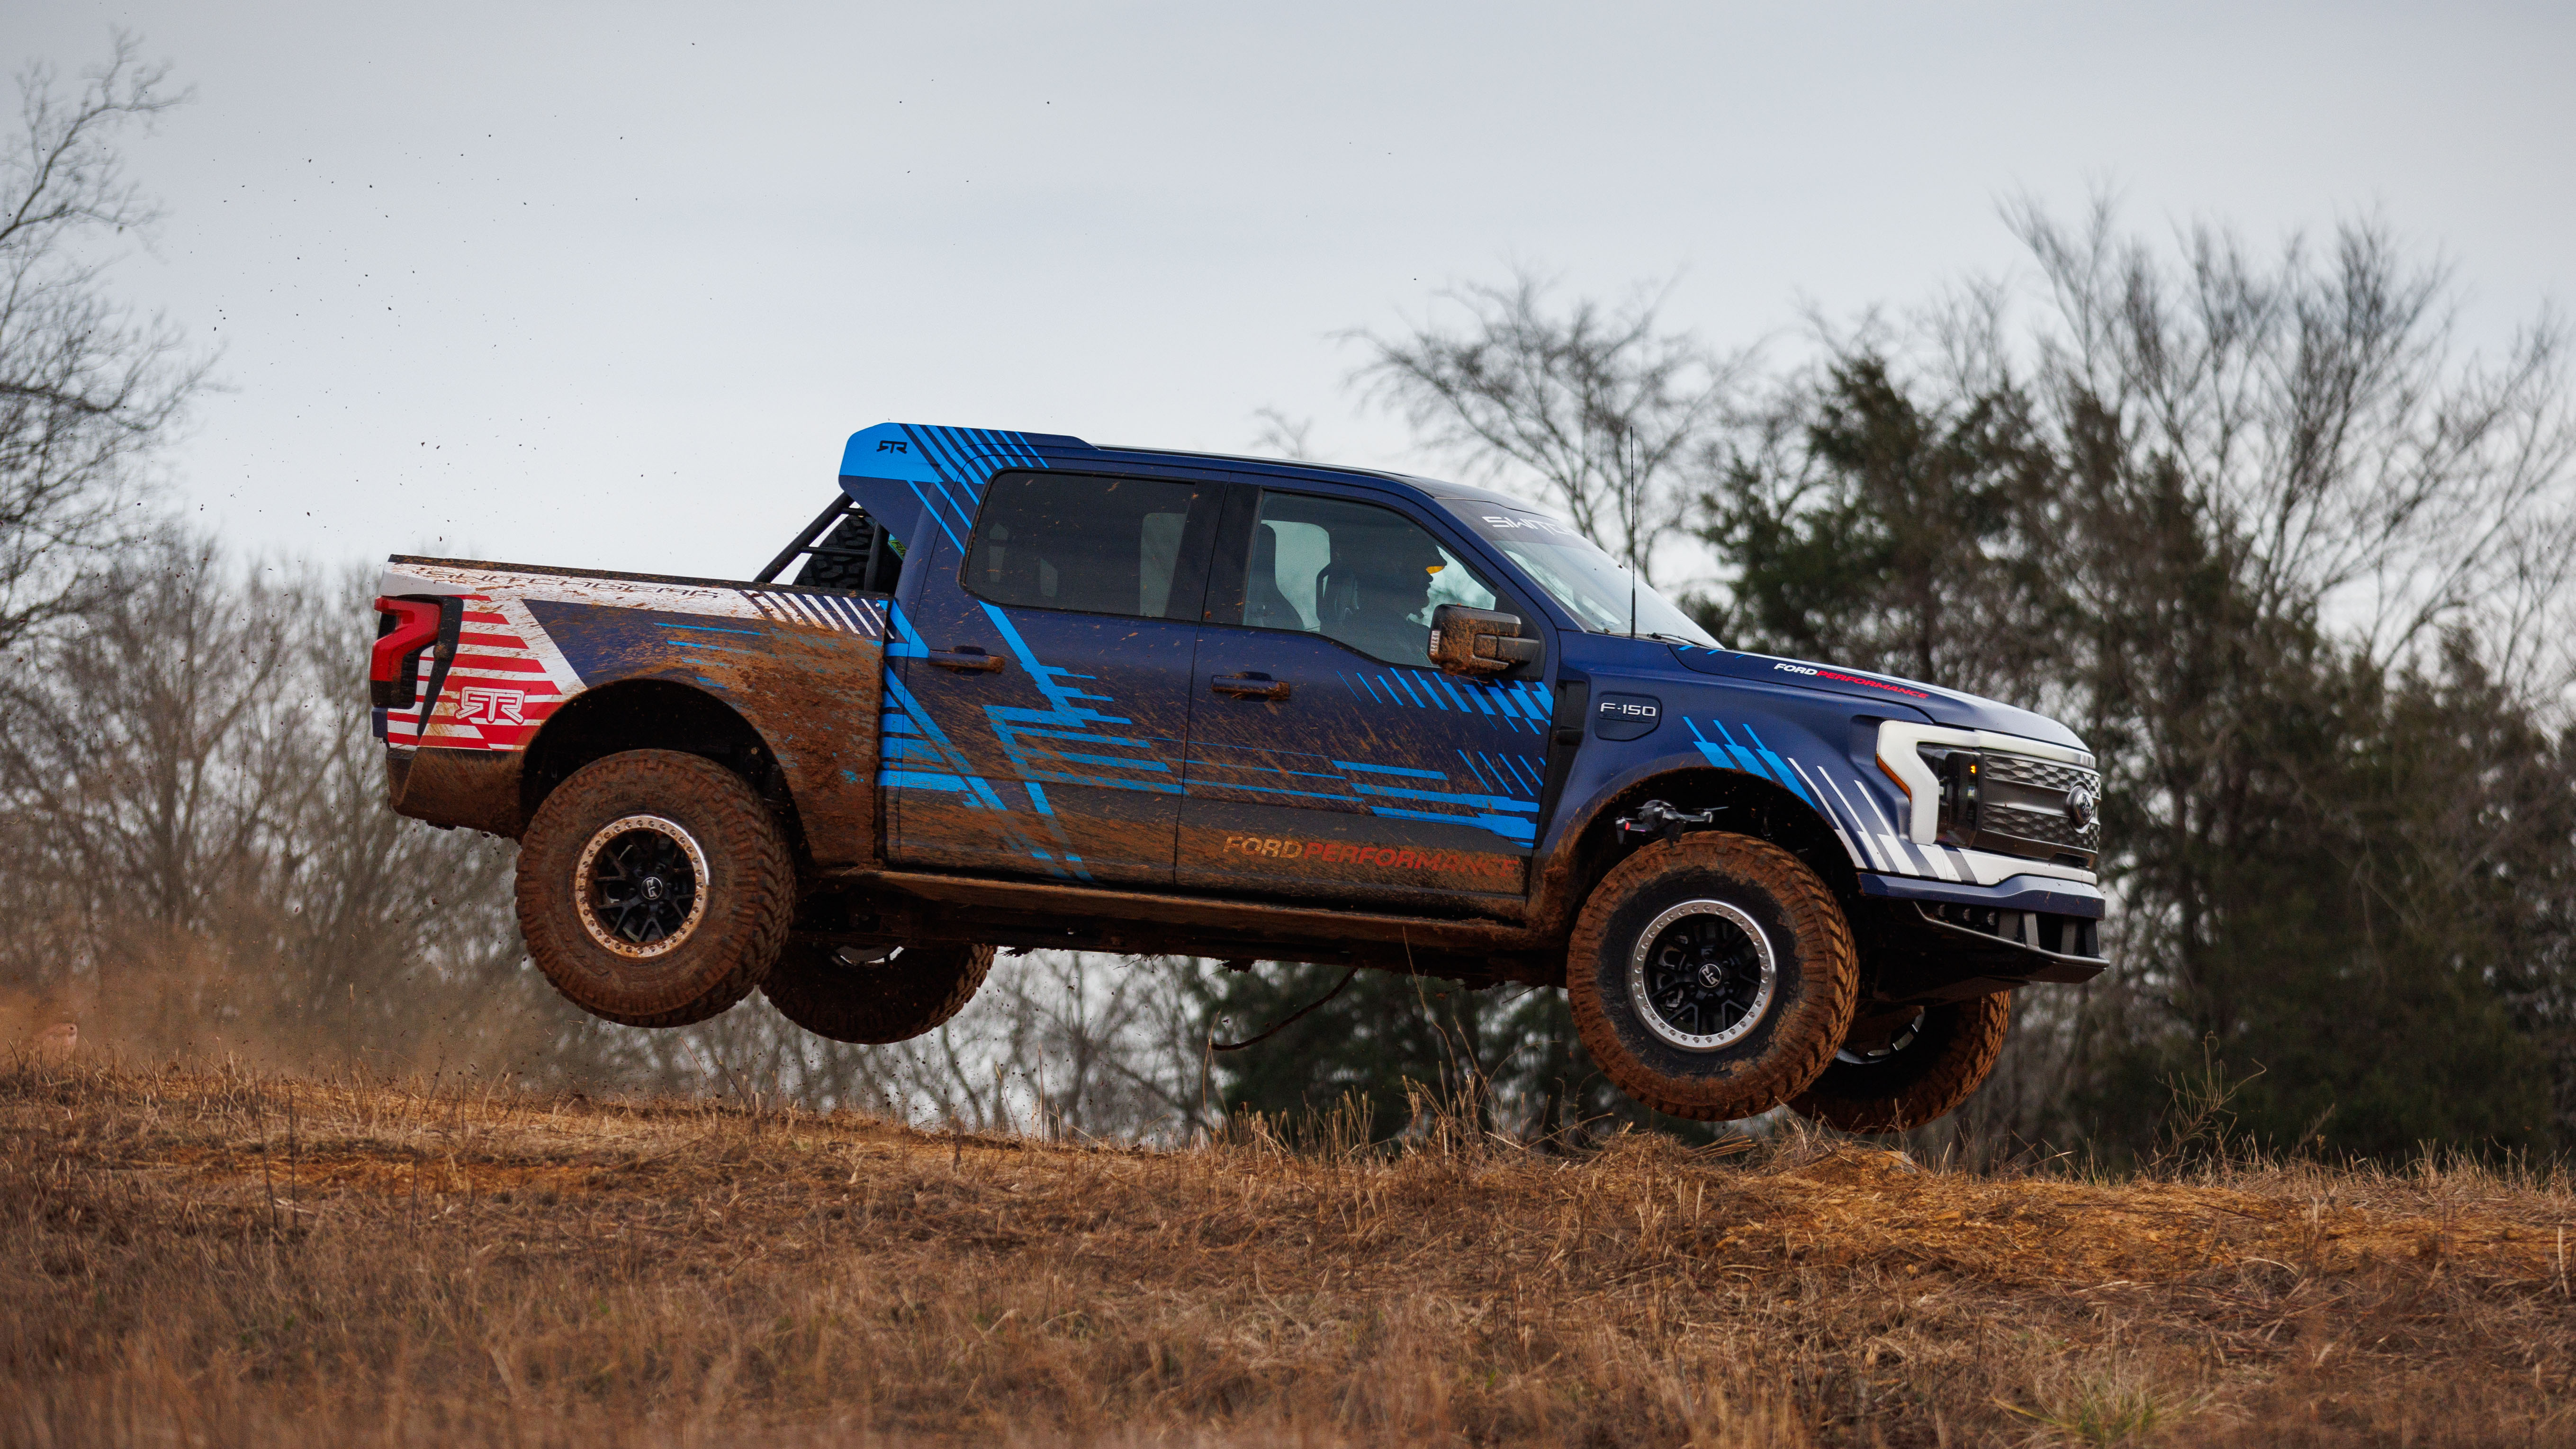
[1855,869,2107,1004]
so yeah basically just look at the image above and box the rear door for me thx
[884,470,1220,885]
[1175,484,1555,912]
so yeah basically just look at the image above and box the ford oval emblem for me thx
[2066,780,2099,830]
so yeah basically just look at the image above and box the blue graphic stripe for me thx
[1333,759,1446,779]
[1007,724,1161,747]
[1031,749,1177,772]
[1707,720,1778,785]
[968,604,1186,797]
[1333,667,1544,731]
[900,476,971,553]
[1738,724,1816,805]
[1366,806,1538,843]
[1351,782,1538,813]
[1193,780,1366,802]
[881,769,977,793]
[1683,717,1820,809]
[1188,757,1352,782]
[1457,750,1493,792]
[1446,676,1494,715]
[1479,750,1540,798]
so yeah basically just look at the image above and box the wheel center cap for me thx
[1696,959,1722,989]
[641,876,666,901]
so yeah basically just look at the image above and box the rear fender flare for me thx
[520,680,809,857]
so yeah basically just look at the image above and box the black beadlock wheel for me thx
[1567,834,1858,1122]
[516,750,795,1028]
[762,939,994,1044]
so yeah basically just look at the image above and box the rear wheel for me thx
[516,750,795,1027]
[1788,991,2012,1133]
[1567,835,1857,1122]
[762,939,995,1044]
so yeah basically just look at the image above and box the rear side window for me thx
[964,473,1214,620]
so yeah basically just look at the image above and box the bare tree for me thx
[1348,271,1748,580]
[0,541,575,1074]
[0,34,200,654]
[2009,198,2576,681]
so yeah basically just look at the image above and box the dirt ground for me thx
[6,1057,2576,1447]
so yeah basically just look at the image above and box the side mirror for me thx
[1428,604,1542,676]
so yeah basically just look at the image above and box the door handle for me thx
[928,647,1005,673]
[1211,672,1289,701]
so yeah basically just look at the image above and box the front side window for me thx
[964,473,1210,620]
[1441,501,1718,647]
[1237,491,1499,667]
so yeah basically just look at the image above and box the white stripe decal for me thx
[1787,761,1869,868]
[1815,774,1892,872]
[1853,787,1933,878]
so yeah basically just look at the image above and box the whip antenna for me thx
[1627,432,1640,638]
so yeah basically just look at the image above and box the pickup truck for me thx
[372,423,2105,1131]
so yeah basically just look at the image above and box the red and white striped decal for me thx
[382,595,580,752]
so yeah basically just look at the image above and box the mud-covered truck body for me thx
[374,423,2105,1128]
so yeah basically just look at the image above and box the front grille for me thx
[1922,746,2103,866]
[1982,801,2096,852]
[1977,751,2101,863]
[1981,754,2096,795]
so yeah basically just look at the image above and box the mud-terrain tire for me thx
[516,750,795,1028]
[1789,991,2012,1134]
[762,940,995,1044]
[1567,835,1858,1122]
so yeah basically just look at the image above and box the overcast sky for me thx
[16,3,2574,580]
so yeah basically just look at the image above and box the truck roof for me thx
[835,422,1560,553]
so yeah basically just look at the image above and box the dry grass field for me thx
[7,1057,2576,1447]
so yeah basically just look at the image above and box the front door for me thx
[1176,486,1555,912]
[884,469,1219,885]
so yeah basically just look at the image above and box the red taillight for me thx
[371,596,444,708]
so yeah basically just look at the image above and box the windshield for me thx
[1440,501,1720,647]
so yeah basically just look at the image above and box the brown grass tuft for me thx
[7,1055,2576,1446]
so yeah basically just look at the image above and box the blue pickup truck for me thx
[372,423,2104,1131]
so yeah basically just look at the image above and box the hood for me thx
[1669,647,2084,748]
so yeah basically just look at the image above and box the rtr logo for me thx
[459,686,527,726]
[876,439,909,453]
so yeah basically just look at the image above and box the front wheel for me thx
[1788,992,2012,1134]
[1567,835,1858,1122]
